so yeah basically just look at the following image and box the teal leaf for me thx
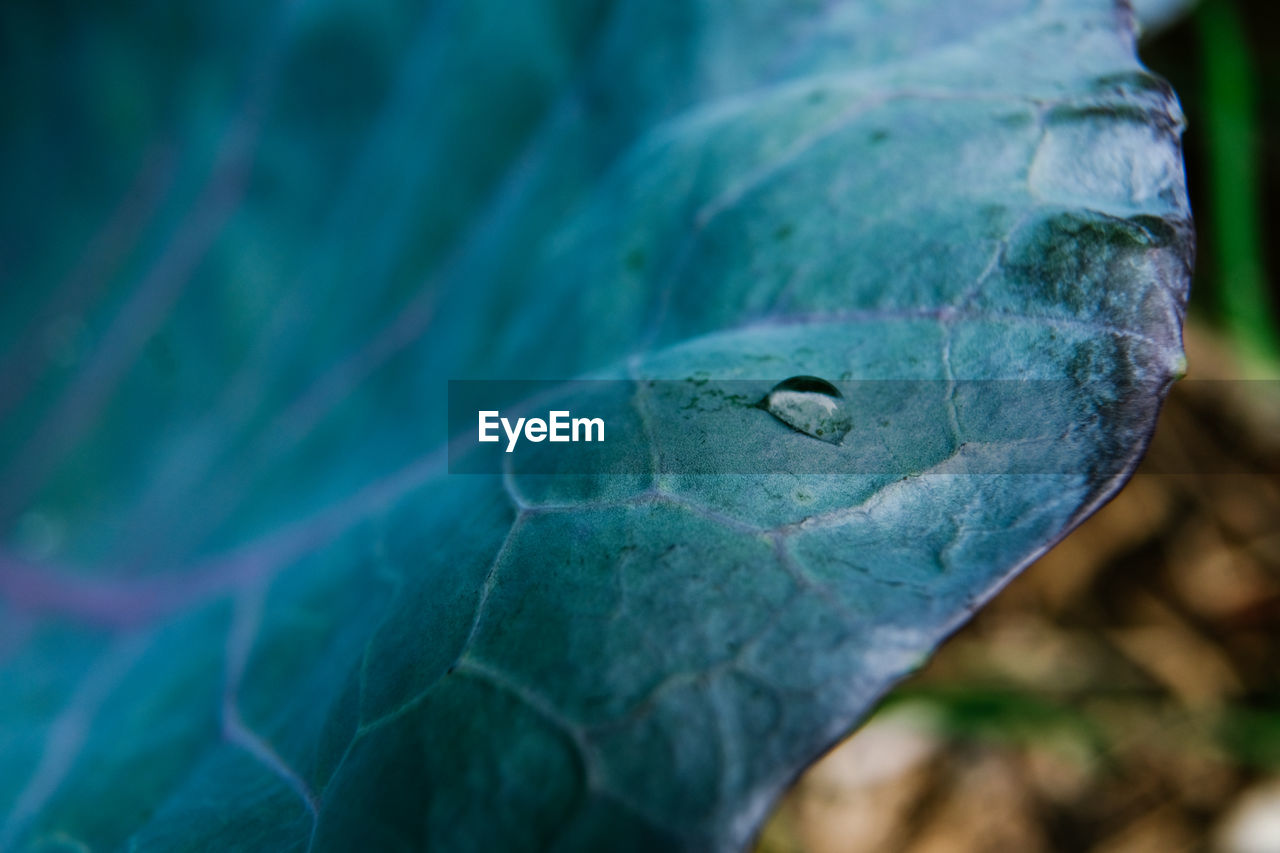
[0,0,1190,850]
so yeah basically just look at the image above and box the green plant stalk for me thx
[1197,0,1280,368]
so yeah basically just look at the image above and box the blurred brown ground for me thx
[758,322,1280,853]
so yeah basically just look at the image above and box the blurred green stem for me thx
[1197,0,1280,369]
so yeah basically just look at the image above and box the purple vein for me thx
[121,287,440,569]
[0,10,292,522]
[0,635,147,851]
[0,447,445,627]
[132,0,628,548]
[119,94,581,568]
[222,585,319,816]
[272,291,439,449]
[0,143,178,420]
[127,0,475,532]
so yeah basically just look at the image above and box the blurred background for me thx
[759,1,1280,850]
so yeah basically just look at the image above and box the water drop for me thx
[758,376,852,445]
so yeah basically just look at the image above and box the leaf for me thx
[0,0,1190,851]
